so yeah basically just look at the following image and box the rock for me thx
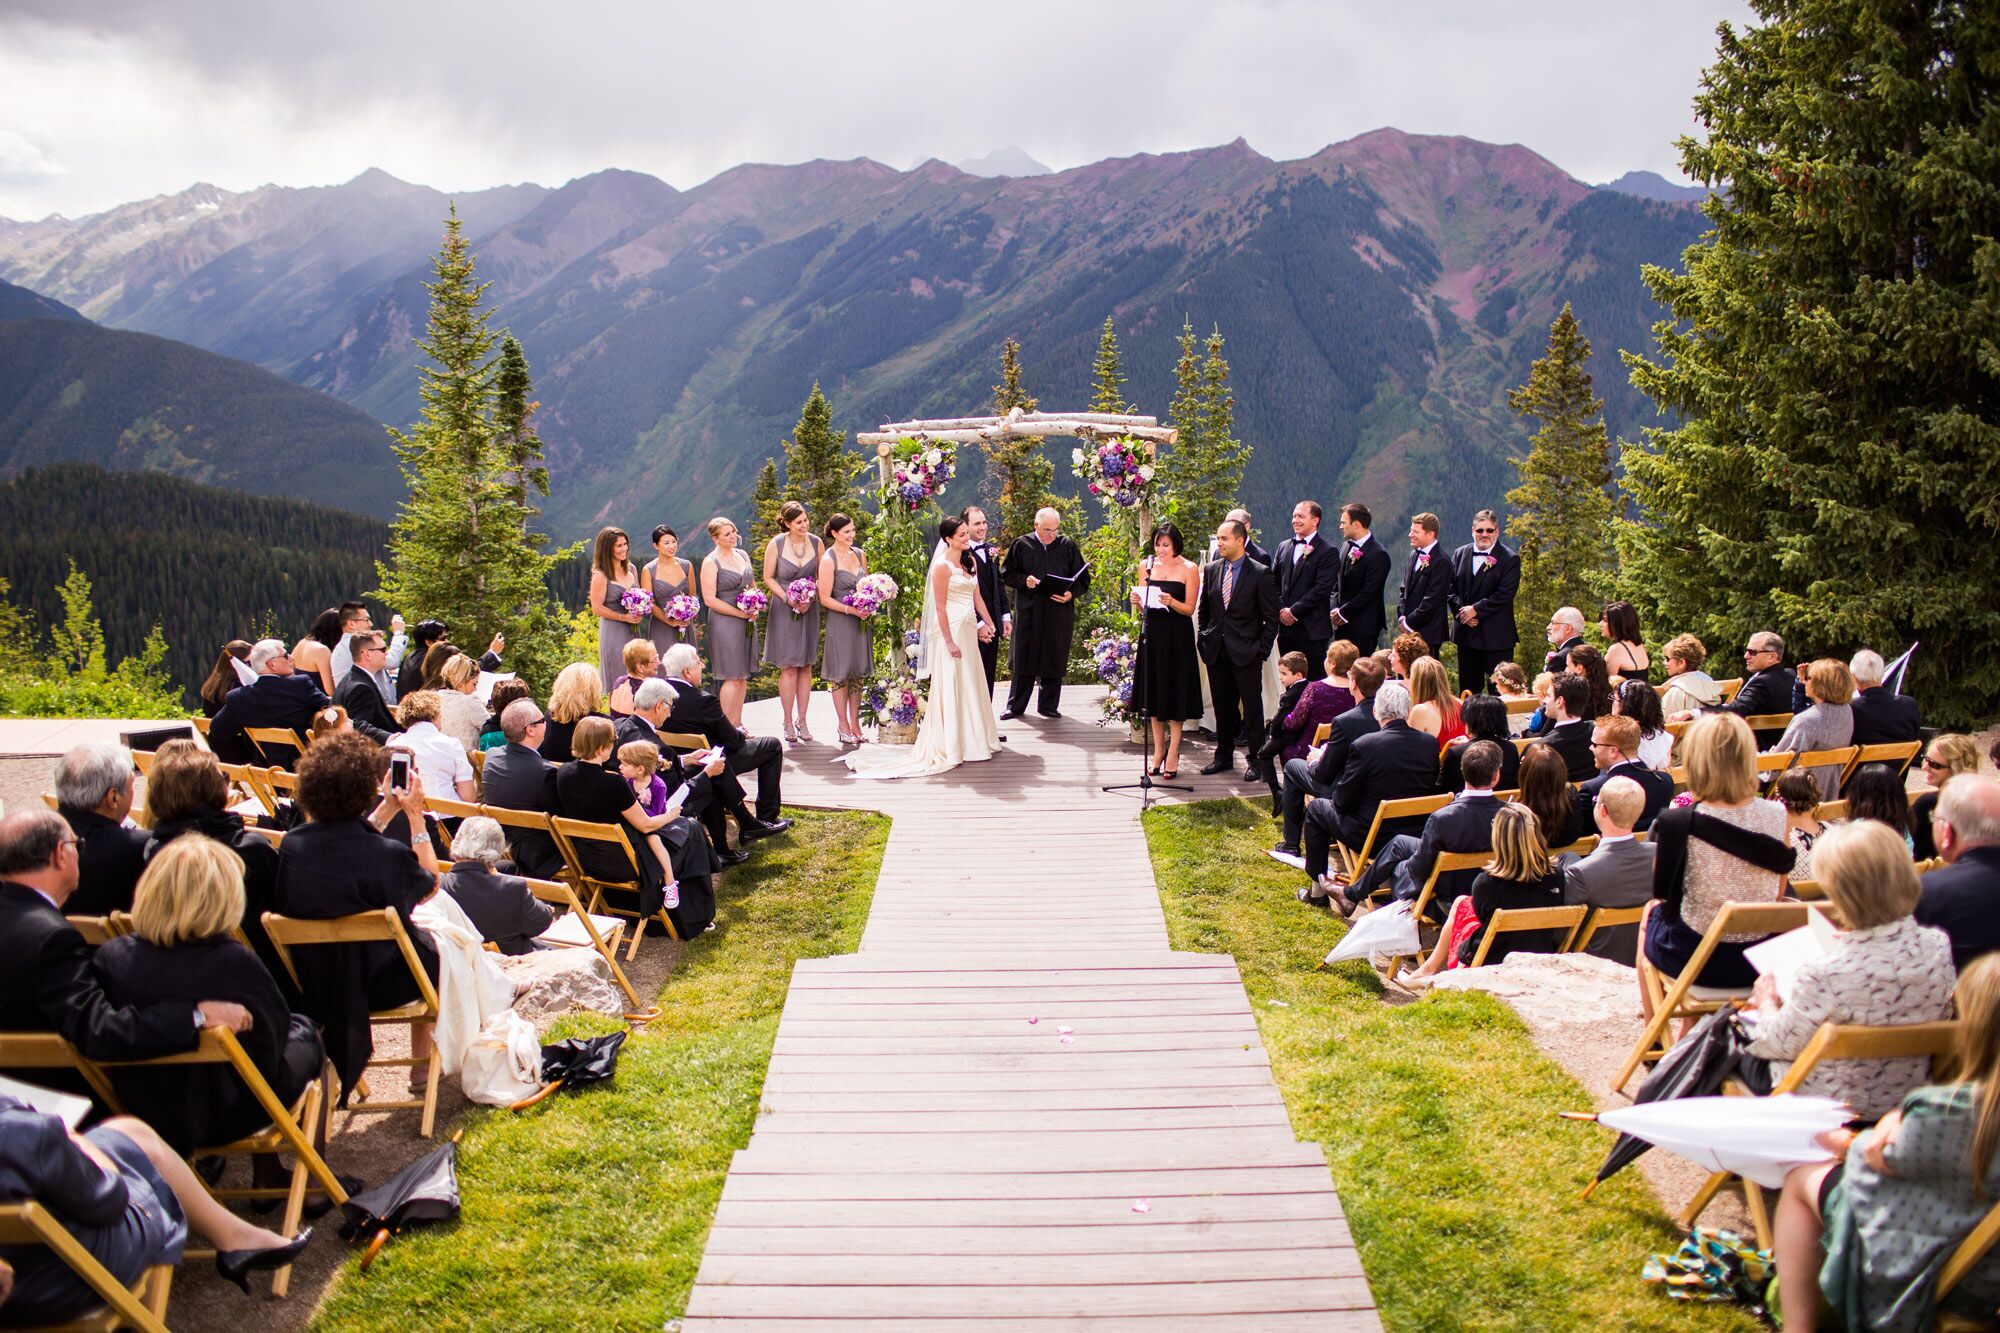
[498,949,624,1029]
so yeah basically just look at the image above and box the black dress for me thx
[555,760,716,937]
[1132,575,1202,722]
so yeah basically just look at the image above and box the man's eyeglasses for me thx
[526,715,547,727]
[1745,644,1775,656]
[1472,527,1498,535]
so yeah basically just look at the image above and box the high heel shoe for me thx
[795,723,814,744]
[216,1228,314,1293]
[782,722,800,743]
[1148,762,1163,776]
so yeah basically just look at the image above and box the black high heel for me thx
[216,1228,313,1293]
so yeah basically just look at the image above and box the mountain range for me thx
[0,130,1707,542]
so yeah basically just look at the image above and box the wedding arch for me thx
[856,406,1176,451]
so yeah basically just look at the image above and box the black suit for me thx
[479,742,565,878]
[1713,665,1798,745]
[615,713,723,846]
[1329,535,1392,651]
[1574,760,1675,832]
[1440,735,1520,795]
[1448,542,1521,693]
[210,672,329,766]
[1915,847,2000,973]
[1280,699,1378,850]
[334,665,402,744]
[969,541,1008,696]
[663,677,783,822]
[1538,718,1598,782]
[440,864,556,955]
[1196,555,1279,763]
[1348,792,1503,912]
[1848,686,1922,746]
[1003,533,1090,716]
[1302,719,1438,878]
[1395,544,1452,655]
[1273,532,1336,678]
[1544,634,1586,675]
[59,808,148,917]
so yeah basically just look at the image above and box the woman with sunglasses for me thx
[1912,734,1983,860]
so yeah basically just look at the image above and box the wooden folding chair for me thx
[1677,1020,1959,1249]
[243,726,308,770]
[1787,878,1824,901]
[1742,712,1794,736]
[1843,740,1923,788]
[40,792,59,812]
[86,1028,346,1297]
[1613,899,1812,1094]
[1714,678,1745,703]
[1375,849,1495,974]
[1940,1197,2000,1306]
[0,1202,172,1332]
[1465,903,1590,967]
[261,908,444,1137]
[523,877,654,1018]
[190,713,214,741]
[550,817,677,959]
[480,803,568,879]
[0,1032,123,1109]
[1310,722,1333,746]
[216,763,277,821]
[424,794,483,823]
[67,915,121,947]
[1502,697,1540,718]
[1813,799,1848,822]
[1549,835,1601,860]
[1569,903,1647,956]
[657,730,709,754]
[1336,792,1453,881]
[1789,746,1859,795]
[1753,751,1798,777]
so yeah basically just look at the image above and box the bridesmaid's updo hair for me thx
[778,500,807,530]
[706,516,733,544]
[937,516,976,574]
[651,524,676,546]
[824,513,853,541]
[1151,522,1184,557]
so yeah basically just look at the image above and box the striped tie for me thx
[1222,560,1237,608]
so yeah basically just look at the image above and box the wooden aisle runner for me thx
[681,687,1380,1331]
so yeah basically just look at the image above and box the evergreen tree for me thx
[1505,303,1614,669]
[984,337,1059,545]
[0,561,180,719]
[1619,1,2000,724]
[1088,316,1132,415]
[748,457,784,551]
[492,335,550,508]
[373,210,574,688]
[1161,321,1249,538]
[782,381,864,533]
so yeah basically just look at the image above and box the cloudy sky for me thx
[0,1,1752,220]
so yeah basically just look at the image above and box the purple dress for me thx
[1282,679,1353,763]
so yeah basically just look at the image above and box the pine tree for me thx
[492,335,550,508]
[782,381,864,534]
[983,337,1059,545]
[1161,322,1249,539]
[748,457,784,551]
[1618,1,2000,724]
[1505,303,1614,669]
[1088,316,1132,415]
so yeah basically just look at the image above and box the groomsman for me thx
[1197,520,1280,779]
[1328,502,1390,651]
[960,506,1008,698]
[1449,509,1520,694]
[1273,501,1336,679]
[1395,511,1452,655]
[1225,508,1272,566]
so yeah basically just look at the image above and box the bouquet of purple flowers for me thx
[1072,435,1156,510]
[844,572,899,618]
[861,668,925,730]
[663,593,702,625]
[882,436,957,513]
[619,585,654,627]
[735,587,769,617]
[1087,628,1141,724]
[784,576,817,615]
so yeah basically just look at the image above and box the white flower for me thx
[1072,448,1085,465]
[1138,464,1156,481]
[924,449,941,465]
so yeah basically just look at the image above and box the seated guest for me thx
[1562,776,1657,964]
[440,817,555,955]
[1441,695,1520,794]
[1912,733,1982,860]
[197,640,258,763]
[395,619,448,699]
[1772,955,2000,1332]
[0,1096,308,1322]
[1916,775,2000,972]
[614,678,733,859]
[1657,633,1724,717]
[1517,741,1583,848]
[608,639,659,719]
[1542,606,1587,673]
[477,678,533,752]
[1574,715,1674,832]
[306,705,349,746]
[435,653,487,755]
[1771,770,1826,883]
[1522,669,1556,737]
[1566,642,1615,720]
[91,836,325,1154]
[659,645,793,846]
[1770,657,1856,799]
[1600,599,1650,684]
[1337,738,1506,918]
[1845,762,1916,852]
[557,716,716,938]
[1299,683,1437,906]
[333,631,403,745]
[274,732,440,1105]
[1744,820,1956,1120]
[1640,714,1793,1011]
[1387,630,1430,681]
[1275,657,1386,860]
[539,662,606,764]
[1671,631,1795,746]
[1406,657,1464,749]
[1491,662,1534,733]
[1614,677,1674,771]
[54,743,148,916]
[1538,675,1597,781]
[209,639,329,768]
[1845,647,1922,745]
[478,699,566,878]
[1399,803,1565,984]
[326,602,406,695]
[389,691,476,802]
[141,740,286,989]
[1254,653,1313,817]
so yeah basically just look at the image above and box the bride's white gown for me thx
[843,558,999,780]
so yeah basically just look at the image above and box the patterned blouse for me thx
[1744,915,1957,1120]
[1683,798,1788,940]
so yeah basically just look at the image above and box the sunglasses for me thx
[1921,756,1950,770]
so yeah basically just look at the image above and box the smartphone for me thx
[388,751,412,793]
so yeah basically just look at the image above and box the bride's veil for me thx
[912,537,950,680]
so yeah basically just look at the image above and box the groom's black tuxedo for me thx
[969,541,1007,697]
[1198,554,1279,766]
[1329,534,1391,650]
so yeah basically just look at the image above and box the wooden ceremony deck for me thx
[681,687,1380,1331]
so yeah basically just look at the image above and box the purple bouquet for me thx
[619,585,654,626]
[663,593,702,625]
[844,572,899,618]
[1087,628,1141,724]
[785,576,817,614]
[1072,435,1156,510]
[735,587,769,617]
[882,437,957,513]
[860,662,926,730]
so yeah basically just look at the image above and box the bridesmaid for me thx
[817,512,874,747]
[589,526,644,694]
[762,500,823,743]
[643,524,699,658]
[700,516,759,727]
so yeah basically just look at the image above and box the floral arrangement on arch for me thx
[880,436,956,513]
[1087,628,1139,724]
[1072,434,1155,509]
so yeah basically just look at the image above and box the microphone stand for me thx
[1103,558,1193,809]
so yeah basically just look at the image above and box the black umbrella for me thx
[1575,1007,1771,1198]
[339,1136,461,1269]
[509,1031,631,1111]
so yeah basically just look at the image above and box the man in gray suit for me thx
[478,698,565,879]
[1561,775,1656,965]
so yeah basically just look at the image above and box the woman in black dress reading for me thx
[1128,522,1202,778]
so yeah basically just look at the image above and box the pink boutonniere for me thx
[1347,546,1360,563]
[1416,553,1431,571]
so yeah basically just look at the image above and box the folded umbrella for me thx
[1597,1093,1849,1190]
[1578,1006,1769,1197]
[339,1136,461,1269]
[511,1030,631,1110]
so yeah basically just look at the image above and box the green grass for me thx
[312,808,889,1332]
[1143,798,1760,1333]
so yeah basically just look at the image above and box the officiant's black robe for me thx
[1003,533,1089,711]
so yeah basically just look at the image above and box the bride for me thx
[843,515,1000,780]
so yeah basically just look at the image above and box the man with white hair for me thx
[1001,507,1091,720]
[1847,647,1922,743]
[659,645,791,845]
[1297,683,1440,904]
[1915,774,2000,971]
[53,743,149,916]
[617,677,751,866]
[1542,606,1587,672]
[209,637,329,764]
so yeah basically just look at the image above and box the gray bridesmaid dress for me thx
[709,557,760,681]
[822,558,874,685]
[597,564,639,692]
[764,536,823,669]
[644,556,697,658]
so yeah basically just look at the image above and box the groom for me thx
[1002,507,1089,719]
[1197,518,1279,780]
[960,506,1009,699]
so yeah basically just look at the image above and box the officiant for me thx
[1002,507,1089,719]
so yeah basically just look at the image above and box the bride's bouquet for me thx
[844,572,899,618]
[663,593,702,626]
[784,576,817,615]
[619,585,654,632]
[734,587,769,617]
